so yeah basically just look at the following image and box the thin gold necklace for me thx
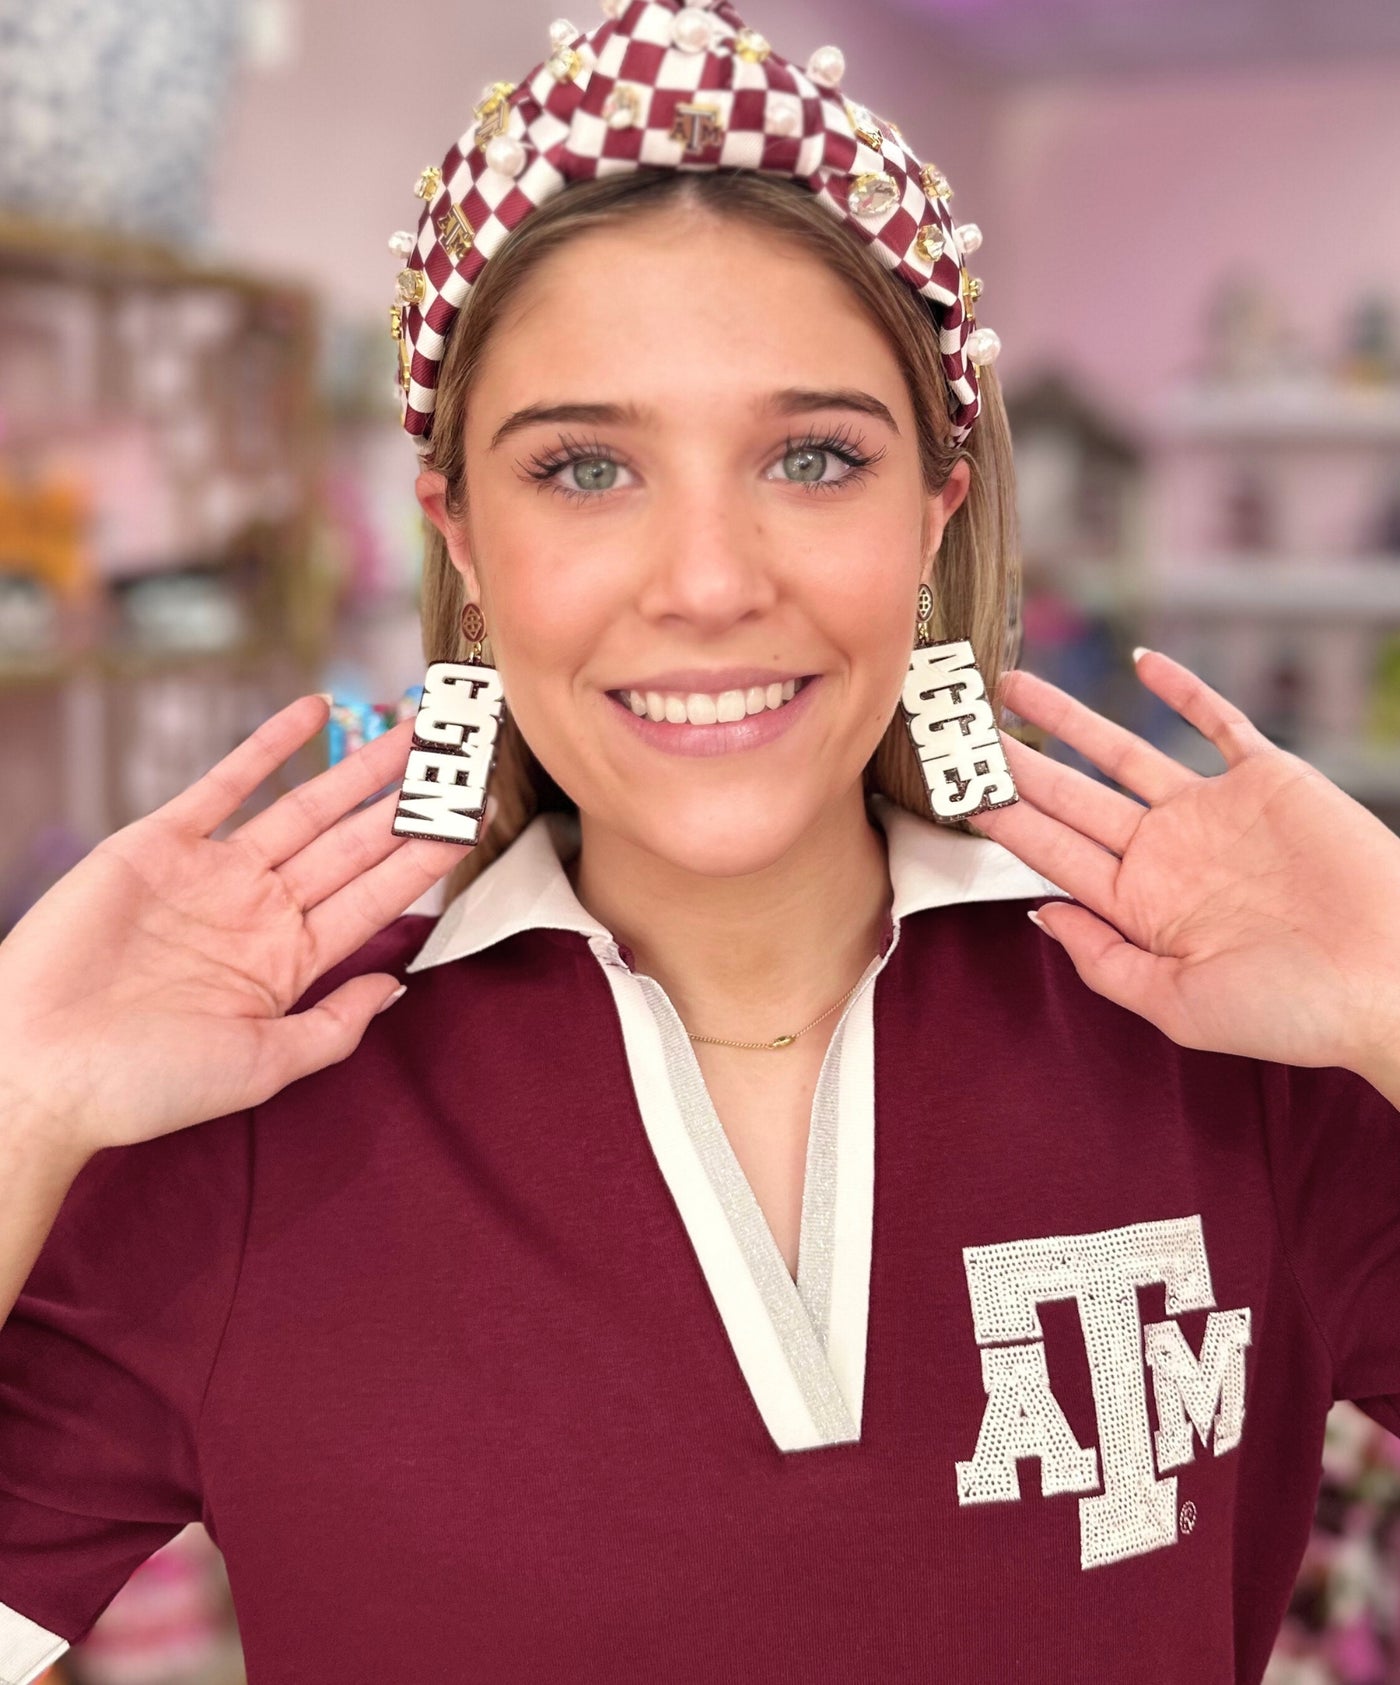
[685,954,878,1052]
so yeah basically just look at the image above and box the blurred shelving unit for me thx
[0,214,335,919]
[1004,372,1150,761]
[1139,374,1400,824]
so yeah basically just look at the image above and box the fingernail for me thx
[377,983,407,1014]
[1027,909,1060,941]
[316,691,334,706]
[1131,647,1151,663]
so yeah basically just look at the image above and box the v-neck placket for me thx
[586,922,902,1454]
[405,798,1069,1452]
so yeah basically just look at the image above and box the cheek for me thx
[474,542,613,735]
[807,533,921,672]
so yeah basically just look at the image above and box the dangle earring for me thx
[899,581,1019,823]
[391,599,505,845]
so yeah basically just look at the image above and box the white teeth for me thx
[620,679,807,723]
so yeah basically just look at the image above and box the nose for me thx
[631,470,780,633]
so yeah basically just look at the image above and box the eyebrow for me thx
[489,387,900,450]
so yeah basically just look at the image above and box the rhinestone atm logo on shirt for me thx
[954,1215,1251,1571]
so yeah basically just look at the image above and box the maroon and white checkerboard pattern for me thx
[393,0,991,445]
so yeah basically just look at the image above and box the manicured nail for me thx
[1027,909,1060,941]
[376,983,407,1014]
[1131,647,1151,663]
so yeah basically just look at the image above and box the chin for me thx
[610,781,831,880]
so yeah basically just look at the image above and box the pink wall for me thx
[986,61,1400,427]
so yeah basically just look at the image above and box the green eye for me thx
[783,447,829,484]
[570,458,618,492]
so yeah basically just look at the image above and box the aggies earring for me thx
[899,581,1019,822]
[391,600,505,845]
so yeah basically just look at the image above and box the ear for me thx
[920,457,972,586]
[416,468,482,600]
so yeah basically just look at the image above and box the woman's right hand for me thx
[0,694,477,1169]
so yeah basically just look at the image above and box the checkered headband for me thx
[387,0,1002,447]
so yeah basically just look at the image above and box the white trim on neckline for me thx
[405,795,1068,975]
[0,1597,69,1685]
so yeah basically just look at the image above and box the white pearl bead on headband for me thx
[388,0,1002,446]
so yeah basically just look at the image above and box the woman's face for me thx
[418,205,970,879]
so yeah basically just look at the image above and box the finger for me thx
[304,831,472,975]
[997,731,1147,857]
[161,694,332,837]
[1131,647,1274,767]
[964,787,1120,923]
[235,717,418,869]
[280,785,501,913]
[246,972,408,1099]
[275,788,406,911]
[997,668,1199,806]
[1030,899,1189,1042]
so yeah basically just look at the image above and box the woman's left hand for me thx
[972,648,1400,1085]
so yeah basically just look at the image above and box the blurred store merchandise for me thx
[0,0,241,247]
[1144,368,1400,827]
[1341,293,1400,388]
[1004,372,1150,784]
[1009,371,1145,563]
[0,216,335,931]
[1264,1402,1400,1684]
[317,313,438,708]
[29,1525,246,1685]
[1199,275,1306,386]
[326,688,422,767]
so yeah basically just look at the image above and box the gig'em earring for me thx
[899,581,1019,823]
[391,600,505,845]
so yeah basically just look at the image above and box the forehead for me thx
[474,208,907,414]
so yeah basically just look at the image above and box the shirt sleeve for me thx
[0,1109,252,1682]
[1259,1056,1400,1434]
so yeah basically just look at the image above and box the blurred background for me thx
[3,0,1399,1679]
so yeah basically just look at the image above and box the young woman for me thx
[2,5,1399,1682]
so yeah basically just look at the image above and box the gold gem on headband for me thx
[388,0,1003,445]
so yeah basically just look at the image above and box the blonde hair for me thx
[416,169,1023,902]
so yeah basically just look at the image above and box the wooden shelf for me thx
[0,219,330,882]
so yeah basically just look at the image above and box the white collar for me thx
[404,794,1068,974]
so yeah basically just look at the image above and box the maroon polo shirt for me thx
[1,801,1397,1684]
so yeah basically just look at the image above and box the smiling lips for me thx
[614,678,806,725]
[605,673,820,757]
